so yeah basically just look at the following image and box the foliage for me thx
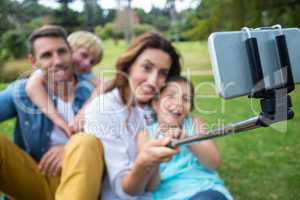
[49,8,83,34]
[182,0,300,40]
[135,7,170,32]
[133,24,156,37]
[0,30,28,60]
[95,23,123,41]
[0,59,31,83]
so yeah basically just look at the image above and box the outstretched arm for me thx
[136,130,161,192]
[188,117,221,170]
[122,136,176,196]
[0,84,17,122]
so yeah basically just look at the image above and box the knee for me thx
[66,133,104,155]
[0,135,10,152]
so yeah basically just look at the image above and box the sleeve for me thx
[0,83,17,122]
[84,96,137,200]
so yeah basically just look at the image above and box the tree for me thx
[83,0,103,31]
[51,0,83,33]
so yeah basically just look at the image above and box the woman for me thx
[85,32,182,199]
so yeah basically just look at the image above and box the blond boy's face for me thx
[72,47,97,74]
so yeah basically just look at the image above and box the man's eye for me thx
[58,48,68,55]
[41,52,51,59]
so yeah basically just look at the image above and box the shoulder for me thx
[84,90,126,139]
[10,79,31,103]
[77,72,94,80]
[88,89,124,113]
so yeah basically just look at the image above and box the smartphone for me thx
[208,28,300,99]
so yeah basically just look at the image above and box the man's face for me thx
[30,36,74,83]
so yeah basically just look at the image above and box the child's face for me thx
[72,47,96,73]
[153,81,192,128]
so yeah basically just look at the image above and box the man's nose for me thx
[53,53,63,66]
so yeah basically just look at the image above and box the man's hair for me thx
[68,31,103,64]
[27,25,70,55]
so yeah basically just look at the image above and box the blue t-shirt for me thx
[146,115,233,200]
[77,71,95,81]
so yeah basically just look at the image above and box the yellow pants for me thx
[0,133,104,200]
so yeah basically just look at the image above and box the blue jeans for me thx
[190,190,228,200]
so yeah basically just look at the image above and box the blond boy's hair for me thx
[68,31,103,64]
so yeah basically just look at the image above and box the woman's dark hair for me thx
[106,32,182,106]
[160,75,195,110]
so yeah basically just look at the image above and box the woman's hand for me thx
[135,137,178,168]
[122,137,178,196]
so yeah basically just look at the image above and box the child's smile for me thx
[153,81,192,128]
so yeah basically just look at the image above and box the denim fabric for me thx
[0,77,94,162]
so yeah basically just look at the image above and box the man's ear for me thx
[28,54,37,70]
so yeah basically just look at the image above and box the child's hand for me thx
[69,114,85,134]
[164,127,183,139]
[54,117,72,137]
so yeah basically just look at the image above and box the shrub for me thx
[133,24,156,37]
[0,59,31,83]
[0,30,28,59]
[95,23,122,41]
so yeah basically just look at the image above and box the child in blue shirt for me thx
[137,76,233,200]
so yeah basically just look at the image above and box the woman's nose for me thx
[147,72,158,86]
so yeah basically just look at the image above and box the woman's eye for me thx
[141,64,151,71]
[160,70,169,77]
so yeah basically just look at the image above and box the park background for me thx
[0,0,299,199]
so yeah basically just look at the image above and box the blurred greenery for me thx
[1,43,299,199]
[1,79,299,200]
[1,0,300,61]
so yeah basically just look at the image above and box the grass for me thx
[190,75,300,200]
[1,41,299,199]
[95,40,211,70]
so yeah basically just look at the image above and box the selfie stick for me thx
[168,25,295,148]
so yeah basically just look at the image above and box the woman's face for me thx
[72,47,96,74]
[128,48,172,104]
[153,81,192,127]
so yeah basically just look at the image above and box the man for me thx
[0,25,104,200]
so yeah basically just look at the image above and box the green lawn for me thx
[94,40,211,72]
[1,41,299,199]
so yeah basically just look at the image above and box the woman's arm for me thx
[25,70,71,137]
[188,117,221,170]
[146,167,160,192]
[136,130,161,192]
[122,137,176,196]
